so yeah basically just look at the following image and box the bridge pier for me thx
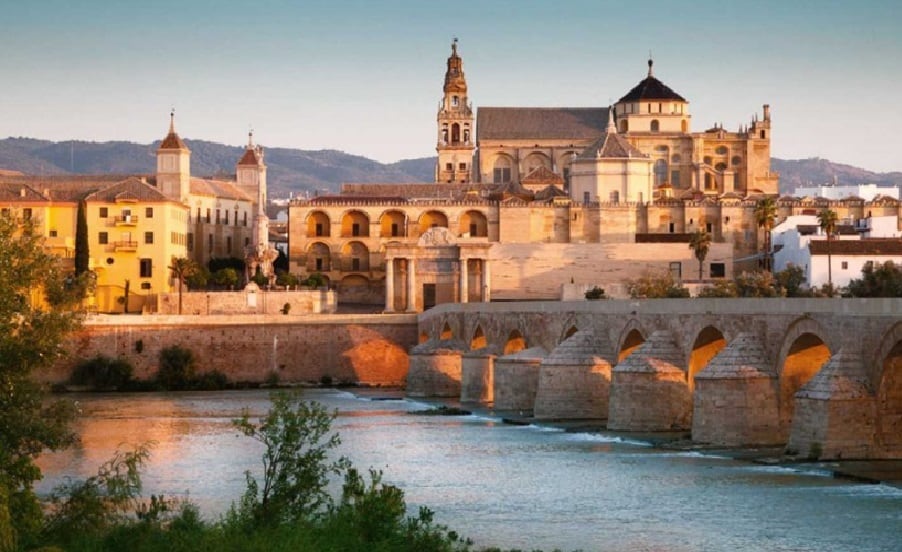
[788,349,876,459]
[493,346,547,412]
[534,330,613,420]
[608,331,691,431]
[406,339,465,397]
[461,345,500,403]
[692,333,781,446]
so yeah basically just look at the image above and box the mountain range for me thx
[1,137,899,198]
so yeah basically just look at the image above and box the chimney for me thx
[763,104,771,121]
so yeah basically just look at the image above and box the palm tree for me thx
[817,208,839,291]
[169,257,197,315]
[754,197,777,271]
[689,229,712,281]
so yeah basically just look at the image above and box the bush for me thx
[697,280,738,297]
[157,346,197,390]
[276,271,300,288]
[304,272,328,289]
[70,356,134,390]
[211,268,239,289]
[584,286,605,300]
[627,271,689,298]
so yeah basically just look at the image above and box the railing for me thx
[113,240,139,251]
[114,215,139,225]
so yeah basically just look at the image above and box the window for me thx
[208,234,213,252]
[145,207,153,218]
[731,155,742,166]
[671,154,681,163]
[715,146,728,155]
[669,222,675,233]
[352,258,360,271]
[144,231,154,244]
[21,208,32,220]
[227,236,232,254]
[706,222,713,233]
[760,130,766,139]
[140,282,151,290]
[670,170,680,185]
[654,159,667,186]
[316,223,324,236]
[583,192,590,204]
[609,191,620,202]
[458,163,466,171]
[187,232,193,252]
[352,223,360,236]
[669,261,682,281]
[99,207,108,218]
[139,258,152,278]
[98,232,108,244]
[243,212,248,226]
[216,209,221,224]
[710,263,725,278]
[315,258,323,271]
[225,210,229,224]
[206,209,211,223]
[841,261,849,270]
[650,119,660,132]
[492,157,512,183]
[49,230,58,237]
[469,223,477,236]
[445,163,453,171]
[620,119,628,133]
[452,95,459,107]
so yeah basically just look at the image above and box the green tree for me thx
[74,199,89,276]
[688,229,712,281]
[754,197,777,271]
[212,267,239,289]
[168,257,197,315]
[627,271,690,298]
[0,214,80,547]
[734,270,780,297]
[774,263,809,297]
[231,392,350,526]
[846,261,902,297]
[817,208,839,291]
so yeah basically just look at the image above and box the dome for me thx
[617,59,686,103]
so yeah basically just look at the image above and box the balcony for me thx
[113,240,138,251]
[114,215,139,226]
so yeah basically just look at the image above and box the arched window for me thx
[654,159,668,186]
[681,119,688,133]
[671,154,682,164]
[715,162,727,172]
[650,119,660,132]
[493,156,512,183]
[451,123,460,144]
[620,119,629,133]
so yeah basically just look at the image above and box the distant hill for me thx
[1,137,899,198]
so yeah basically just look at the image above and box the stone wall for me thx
[155,289,337,315]
[47,313,417,386]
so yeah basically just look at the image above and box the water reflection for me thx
[38,389,902,552]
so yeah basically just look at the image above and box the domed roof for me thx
[618,59,686,103]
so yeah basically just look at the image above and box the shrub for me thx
[697,280,738,297]
[304,272,328,289]
[157,346,197,390]
[70,356,134,390]
[584,286,605,300]
[211,267,239,289]
[276,271,300,288]
[627,271,689,298]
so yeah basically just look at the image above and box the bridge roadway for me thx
[409,298,902,460]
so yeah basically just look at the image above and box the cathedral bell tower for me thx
[156,110,191,202]
[435,38,474,184]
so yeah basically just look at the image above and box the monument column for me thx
[406,257,417,312]
[459,257,468,303]
[384,257,395,312]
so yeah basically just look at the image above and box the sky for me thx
[2,0,901,172]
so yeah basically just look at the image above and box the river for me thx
[37,389,902,552]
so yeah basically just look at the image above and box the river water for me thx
[37,389,901,552]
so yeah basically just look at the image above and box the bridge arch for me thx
[687,325,727,390]
[440,321,453,341]
[776,317,833,433]
[471,325,487,350]
[504,329,527,355]
[616,319,647,362]
[874,322,902,455]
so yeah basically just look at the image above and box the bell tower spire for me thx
[156,109,191,202]
[435,38,474,184]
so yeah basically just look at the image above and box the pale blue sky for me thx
[2,0,901,172]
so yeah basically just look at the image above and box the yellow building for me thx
[0,115,266,313]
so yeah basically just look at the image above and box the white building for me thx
[773,214,902,288]
[792,183,899,202]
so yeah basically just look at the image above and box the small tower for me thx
[156,110,191,202]
[613,58,690,134]
[239,131,277,284]
[435,38,475,184]
[236,130,267,206]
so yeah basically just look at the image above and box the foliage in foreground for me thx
[31,392,502,552]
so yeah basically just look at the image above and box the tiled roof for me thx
[809,239,902,255]
[0,174,131,201]
[0,182,47,202]
[237,146,263,166]
[618,62,687,103]
[83,177,171,202]
[521,166,563,185]
[476,107,609,141]
[797,224,857,236]
[159,131,188,150]
[189,178,253,201]
[577,132,648,160]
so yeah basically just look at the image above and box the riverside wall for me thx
[47,313,418,386]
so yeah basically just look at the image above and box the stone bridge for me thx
[409,298,902,460]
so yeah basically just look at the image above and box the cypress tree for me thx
[74,199,89,275]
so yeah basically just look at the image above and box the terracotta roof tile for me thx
[159,131,189,150]
[577,132,648,160]
[809,238,902,255]
[83,177,170,202]
[476,107,609,141]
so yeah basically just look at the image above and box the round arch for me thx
[305,210,331,238]
[417,210,449,234]
[471,325,487,350]
[491,154,514,184]
[379,210,407,238]
[687,326,727,390]
[504,329,527,355]
[459,210,488,237]
[776,318,833,431]
[617,320,646,363]
[340,210,370,238]
[522,152,551,175]
[873,322,902,454]
[306,241,332,272]
[339,241,370,272]
[440,321,453,341]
